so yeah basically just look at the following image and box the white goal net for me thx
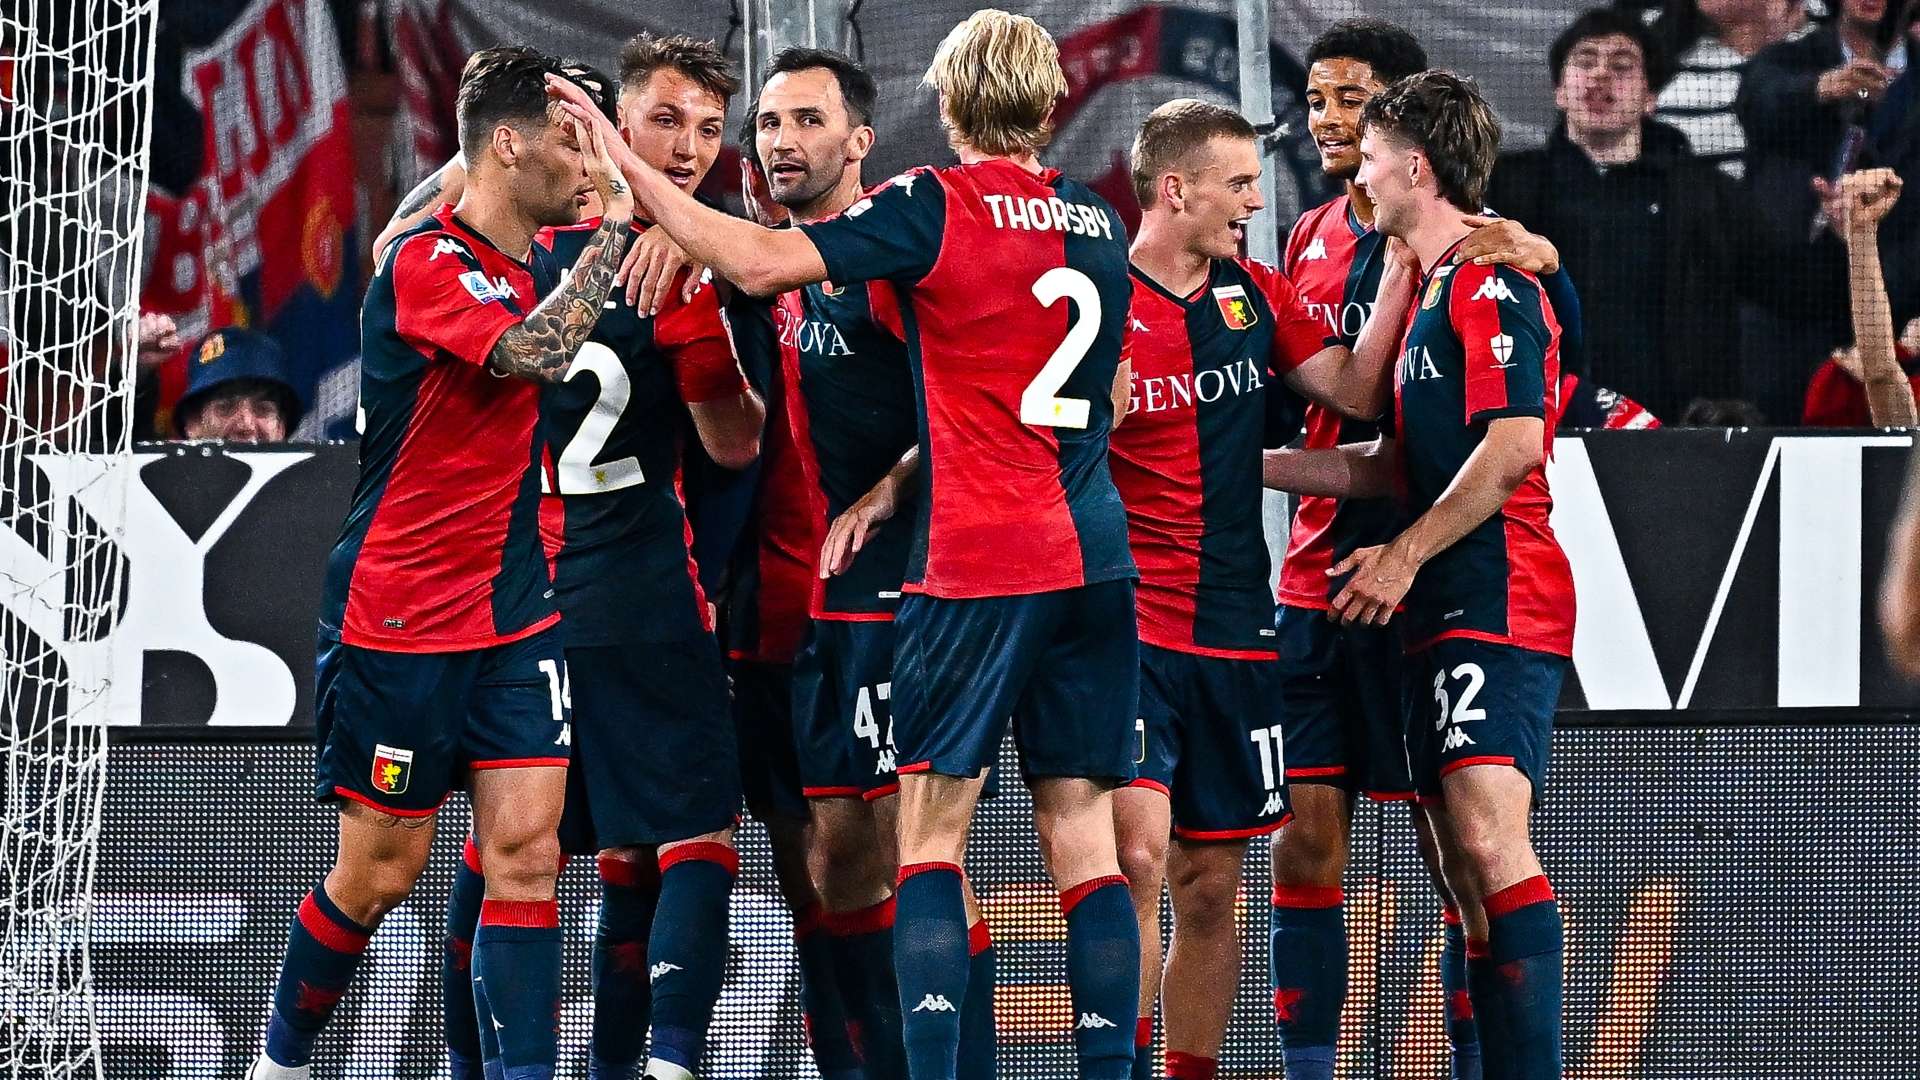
[0,0,160,1073]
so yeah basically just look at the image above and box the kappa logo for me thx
[1301,236,1328,260]
[650,961,683,982]
[1489,334,1516,368]
[430,237,467,261]
[1441,725,1477,752]
[1470,276,1517,303]
[1130,317,1151,333]
[554,722,572,747]
[912,994,958,1013]
[459,270,517,305]
[1076,1012,1118,1030]
[1261,791,1287,816]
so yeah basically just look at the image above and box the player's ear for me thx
[1161,172,1184,212]
[849,124,876,163]
[490,123,519,168]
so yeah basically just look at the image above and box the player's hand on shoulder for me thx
[1327,542,1416,627]
[619,226,709,315]
[1454,214,1559,275]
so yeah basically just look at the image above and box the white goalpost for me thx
[0,0,161,1073]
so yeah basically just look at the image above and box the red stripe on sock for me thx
[461,835,482,875]
[1134,1016,1152,1049]
[1270,884,1344,909]
[897,861,963,887]
[1441,906,1463,926]
[1483,875,1555,919]
[1466,936,1490,960]
[1059,874,1127,915]
[597,852,658,890]
[968,918,993,956]
[297,893,370,954]
[1165,1051,1219,1080]
[820,896,897,937]
[479,898,558,929]
[659,841,739,876]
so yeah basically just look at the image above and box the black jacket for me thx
[1489,120,1804,417]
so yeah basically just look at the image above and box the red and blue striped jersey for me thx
[535,219,748,646]
[1112,258,1329,657]
[1277,194,1402,610]
[776,278,916,619]
[798,160,1136,599]
[322,206,559,651]
[1392,246,1574,656]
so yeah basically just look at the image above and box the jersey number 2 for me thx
[547,342,645,494]
[1021,267,1100,430]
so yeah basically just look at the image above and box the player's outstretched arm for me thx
[548,76,825,297]
[374,157,466,262]
[1286,242,1418,420]
[1329,417,1540,626]
[1262,441,1395,499]
[1826,169,1915,427]
[488,117,634,382]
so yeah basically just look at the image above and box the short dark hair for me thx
[1549,8,1663,88]
[1359,70,1502,211]
[1306,18,1429,85]
[618,33,739,105]
[457,46,564,160]
[765,46,878,127]
[1130,98,1258,206]
[557,58,620,122]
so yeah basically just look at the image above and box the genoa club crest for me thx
[1212,285,1257,331]
[820,280,843,297]
[371,744,414,795]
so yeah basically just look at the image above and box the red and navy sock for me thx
[588,853,660,1080]
[263,883,373,1068]
[824,896,908,1077]
[1464,934,1504,1080]
[443,838,486,1080]
[795,904,863,1080]
[1268,884,1344,1080]
[958,917,998,1080]
[1440,908,1483,1080]
[1483,876,1563,1080]
[894,862,969,1080]
[1165,1050,1219,1080]
[1061,875,1139,1080]
[644,841,737,1076]
[472,898,561,1080]
[1131,1015,1154,1080]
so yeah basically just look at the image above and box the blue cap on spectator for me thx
[175,327,302,435]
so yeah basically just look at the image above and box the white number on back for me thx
[1021,266,1100,429]
[546,341,644,494]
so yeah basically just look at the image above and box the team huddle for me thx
[248,10,1576,1080]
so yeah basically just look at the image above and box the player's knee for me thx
[1116,830,1169,895]
[1168,852,1239,931]
[1270,815,1347,885]
[476,829,563,895]
[328,857,422,924]
[810,826,880,909]
[1442,812,1524,887]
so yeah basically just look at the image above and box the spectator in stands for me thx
[1737,0,1910,247]
[1803,167,1919,424]
[1651,0,1812,178]
[1490,8,1788,420]
[172,327,301,443]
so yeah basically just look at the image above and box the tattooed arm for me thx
[373,157,466,261]
[486,114,637,382]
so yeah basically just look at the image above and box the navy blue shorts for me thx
[314,623,569,818]
[731,658,809,823]
[1403,638,1566,803]
[1274,604,1415,801]
[893,579,1140,785]
[1132,644,1291,841]
[558,635,740,853]
[792,619,901,800]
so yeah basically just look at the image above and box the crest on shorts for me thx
[820,280,843,297]
[1212,285,1257,331]
[371,744,414,795]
